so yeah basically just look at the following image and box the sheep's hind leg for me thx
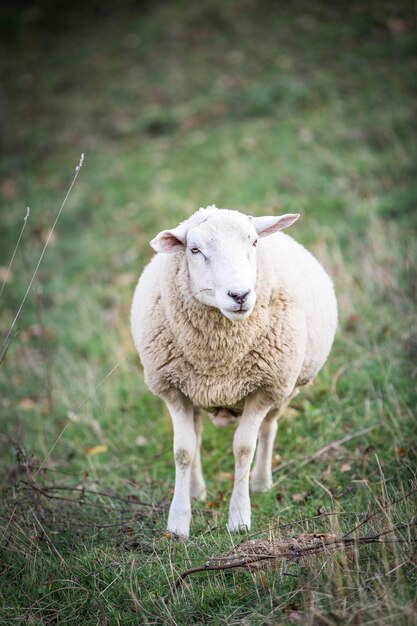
[228,393,272,533]
[190,410,206,501]
[250,408,279,492]
[251,390,299,493]
[164,392,197,538]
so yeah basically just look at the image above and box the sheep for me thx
[131,205,338,537]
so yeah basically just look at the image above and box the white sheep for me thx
[131,206,337,537]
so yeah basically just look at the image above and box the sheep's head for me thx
[150,206,299,322]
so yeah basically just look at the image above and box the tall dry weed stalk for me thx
[0,153,85,362]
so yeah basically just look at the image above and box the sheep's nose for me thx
[228,289,250,305]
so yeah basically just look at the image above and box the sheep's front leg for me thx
[164,392,196,538]
[228,394,272,532]
[190,410,206,501]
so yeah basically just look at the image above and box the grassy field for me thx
[0,1,416,623]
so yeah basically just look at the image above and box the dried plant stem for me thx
[31,358,121,482]
[0,206,30,298]
[0,154,84,360]
[342,486,417,538]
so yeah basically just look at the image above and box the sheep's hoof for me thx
[167,511,191,538]
[227,510,251,533]
[227,519,250,533]
[166,522,190,538]
[250,476,273,493]
[190,484,207,501]
[228,496,251,532]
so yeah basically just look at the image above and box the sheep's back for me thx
[259,232,338,385]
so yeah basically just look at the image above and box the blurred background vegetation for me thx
[0,1,416,624]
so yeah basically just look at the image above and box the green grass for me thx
[0,1,416,623]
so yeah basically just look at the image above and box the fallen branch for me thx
[1,456,168,545]
[168,521,417,598]
[19,481,166,510]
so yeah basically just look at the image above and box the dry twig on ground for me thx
[168,519,416,598]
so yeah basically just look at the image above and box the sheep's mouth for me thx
[221,307,253,322]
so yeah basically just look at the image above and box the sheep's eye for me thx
[253,239,258,247]
[190,247,200,254]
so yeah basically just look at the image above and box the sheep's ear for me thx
[150,226,186,253]
[251,214,300,238]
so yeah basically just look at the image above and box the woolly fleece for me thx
[131,208,337,411]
